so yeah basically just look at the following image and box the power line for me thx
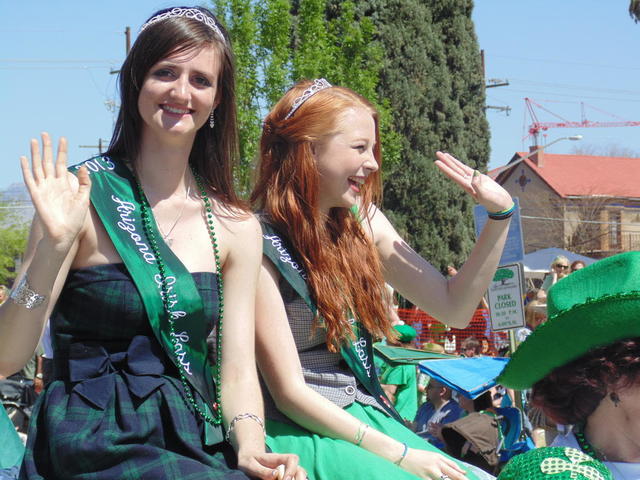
[500,89,640,103]
[509,78,640,96]
[492,55,640,71]
[521,215,640,227]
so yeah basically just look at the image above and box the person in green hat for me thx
[380,325,420,423]
[498,446,612,480]
[498,251,640,480]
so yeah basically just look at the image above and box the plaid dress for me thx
[20,263,249,480]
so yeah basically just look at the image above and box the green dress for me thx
[381,363,419,422]
[260,243,489,480]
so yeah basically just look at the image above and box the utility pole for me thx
[110,26,131,75]
[481,50,510,115]
[80,27,129,157]
[79,139,109,154]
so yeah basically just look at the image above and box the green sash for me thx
[71,156,223,444]
[260,221,403,423]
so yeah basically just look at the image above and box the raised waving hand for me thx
[434,151,512,213]
[20,133,91,252]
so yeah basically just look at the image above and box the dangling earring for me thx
[209,109,215,129]
[610,392,621,407]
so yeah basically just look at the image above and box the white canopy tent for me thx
[521,247,597,280]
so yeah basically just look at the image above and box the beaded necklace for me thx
[135,166,224,425]
[575,425,603,461]
[575,424,638,480]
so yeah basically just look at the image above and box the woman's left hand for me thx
[237,452,307,480]
[434,151,513,213]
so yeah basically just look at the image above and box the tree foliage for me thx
[361,0,490,271]
[213,0,262,196]
[0,204,29,286]
[211,0,400,193]
[631,0,640,23]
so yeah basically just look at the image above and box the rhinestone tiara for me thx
[284,78,332,120]
[139,7,226,45]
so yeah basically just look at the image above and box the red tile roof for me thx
[497,152,640,199]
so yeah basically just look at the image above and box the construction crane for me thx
[524,98,640,145]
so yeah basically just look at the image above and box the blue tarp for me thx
[418,357,509,399]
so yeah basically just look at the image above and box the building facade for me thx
[492,148,640,258]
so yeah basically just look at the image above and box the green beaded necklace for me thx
[575,424,603,461]
[135,166,224,425]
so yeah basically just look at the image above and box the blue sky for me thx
[1,1,639,191]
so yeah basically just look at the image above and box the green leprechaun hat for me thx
[498,251,640,390]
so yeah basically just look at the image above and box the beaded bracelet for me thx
[224,413,266,443]
[487,202,515,221]
[394,442,409,466]
[354,423,369,446]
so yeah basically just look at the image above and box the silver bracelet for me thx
[224,412,266,443]
[9,276,46,310]
[394,442,409,466]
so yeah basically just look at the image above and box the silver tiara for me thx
[139,7,226,45]
[284,78,332,120]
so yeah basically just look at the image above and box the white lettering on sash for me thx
[74,157,115,175]
[111,195,156,264]
[263,234,307,279]
[353,337,372,378]
[154,274,192,375]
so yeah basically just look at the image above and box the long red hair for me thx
[251,80,393,351]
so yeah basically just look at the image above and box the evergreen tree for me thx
[361,0,490,270]
[631,0,640,23]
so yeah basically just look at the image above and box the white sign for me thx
[487,263,526,331]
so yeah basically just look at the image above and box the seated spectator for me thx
[460,336,482,357]
[380,325,420,423]
[570,259,586,273]
[478,336,497,357]
[499,251,640,479]
[540,255,570,294]
[515,299,547,343]
[439,391,502,475]
[415,379,464,449]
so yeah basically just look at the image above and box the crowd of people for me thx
[0,5,635,480]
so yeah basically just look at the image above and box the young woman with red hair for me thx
[251,79,514,480]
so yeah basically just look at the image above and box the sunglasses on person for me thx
[555,264,569,270]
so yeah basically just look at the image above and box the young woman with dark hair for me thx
[0,7,303,479]
[251,79,514,480]
[499,251,640,480]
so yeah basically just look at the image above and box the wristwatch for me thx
[35,373,44,379]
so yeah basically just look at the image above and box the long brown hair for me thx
[252,80,393,351]
[106,6,242,208]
